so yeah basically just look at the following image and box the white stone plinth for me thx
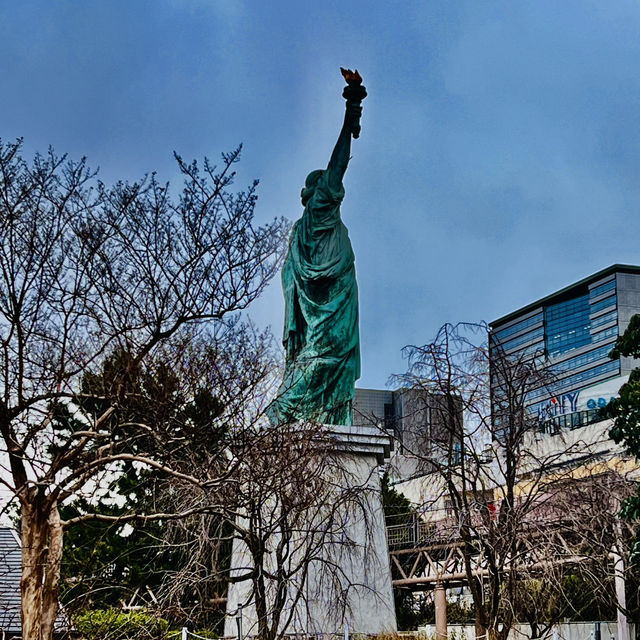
[225,423,397,636]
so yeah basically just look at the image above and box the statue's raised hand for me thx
[341,68,367,139]
[346,103,363,135]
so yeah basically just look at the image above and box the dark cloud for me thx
[1,1,639,386]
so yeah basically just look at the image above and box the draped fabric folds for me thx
[267,170,360,425]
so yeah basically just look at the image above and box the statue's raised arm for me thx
[325,69,367,193]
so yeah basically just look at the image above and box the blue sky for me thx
[2,1,640,388]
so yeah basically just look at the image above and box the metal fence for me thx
[181,622,353,640]
[386,517,460,547]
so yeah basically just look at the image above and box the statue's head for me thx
[301,169,324,206]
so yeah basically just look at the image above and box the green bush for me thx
[73,608,169,640]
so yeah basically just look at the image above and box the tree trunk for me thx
[20,490,63,640]
[41,503,63,640]
[475,617,488,640]
[21,490,48,640]
[487,622,510,640]
[469,574,487,640]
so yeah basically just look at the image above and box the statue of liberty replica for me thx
[228,74,396,636]
[268,69,367,426]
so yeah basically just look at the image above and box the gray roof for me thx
[0,527,22,633]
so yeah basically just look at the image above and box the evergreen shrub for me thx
[73,608,169,639]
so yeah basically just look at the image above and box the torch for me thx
[340,67,367,139]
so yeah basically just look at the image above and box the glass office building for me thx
[489,265,640,437]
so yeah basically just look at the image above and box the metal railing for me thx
[386,500,580,550]
[387,517,459,547]
[182,618,353,640]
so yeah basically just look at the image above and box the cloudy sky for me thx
[1,1,640,388]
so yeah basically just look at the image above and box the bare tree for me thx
[391,322,636,640]
[59,318,277,624]
[155,418,387,640]
[0,138,288,640]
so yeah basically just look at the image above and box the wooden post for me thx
[435,581,447,640]
[611,497,628,640]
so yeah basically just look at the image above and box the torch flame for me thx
[340,68,363,85]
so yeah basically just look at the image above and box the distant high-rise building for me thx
[489,264,640,436]
[354,387,461,477]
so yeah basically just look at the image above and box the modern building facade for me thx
[354,387,436,456]
[354,387,462,480]
[489,264,640,435]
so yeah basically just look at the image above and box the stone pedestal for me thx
[224,423,397,636]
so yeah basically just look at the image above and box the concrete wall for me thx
[225,448,396,636]
[522,417,616,471]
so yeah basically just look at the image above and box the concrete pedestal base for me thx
[224,424,397,636]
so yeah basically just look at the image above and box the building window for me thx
[527,359,620,401]
[493,312,543,342]
[545,294,591,357]
[552,342,615,374]
[384,402,397,440]
[590,279,616,299]
[590,294,616,315]
[494,326,544,353]
[592,325,618,343]
[591,309,617,329]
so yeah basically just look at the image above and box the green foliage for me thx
[446,600,475,624]
[609,314,640,360]
[418,598,475,625]
[390,594,474,631]
[602,313,640,546]
[381,473,420,629]
[381,472,413,528]
[511,575,615,626]
[392,590,429,631]
[603,367,640,457]
[191,631,218,639]
[74,349,225,466]
[60,469,172,610]
[59,348,228,617]
[73,608,169,640]
[560,574,616,621]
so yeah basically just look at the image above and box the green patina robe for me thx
[268,170,360,425]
